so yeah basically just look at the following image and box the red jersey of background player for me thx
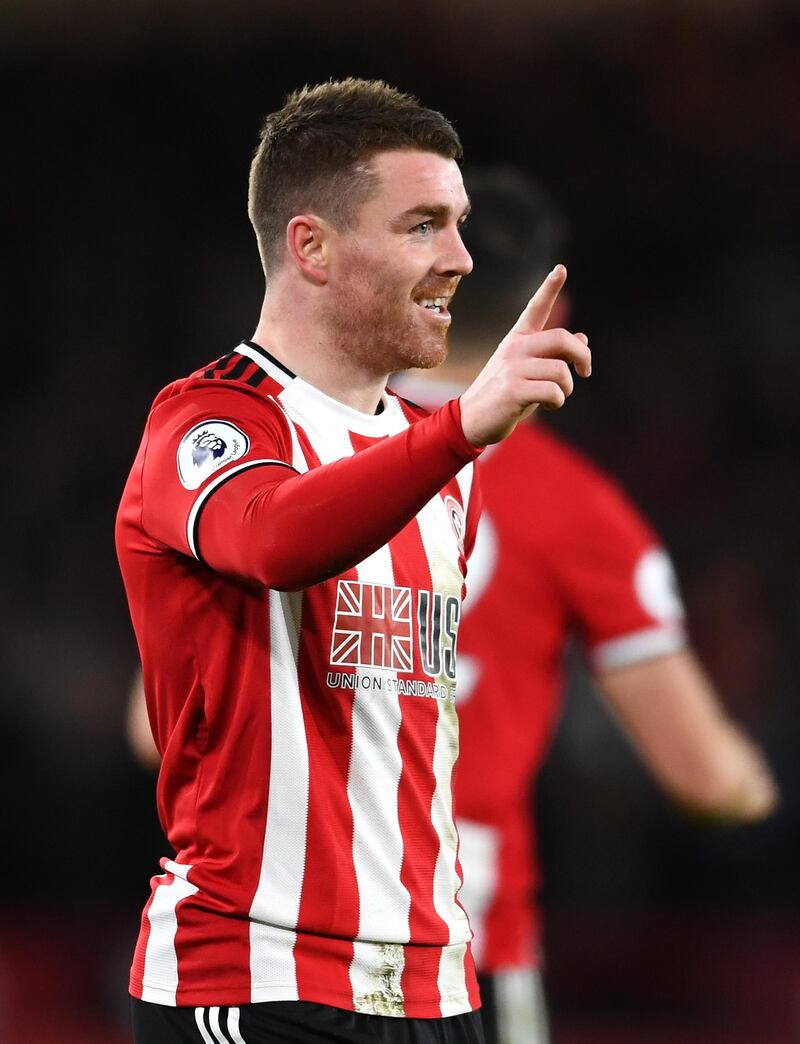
[116,343,482,1016]
[393,376,686,973]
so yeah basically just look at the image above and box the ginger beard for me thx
[323,243,459,376]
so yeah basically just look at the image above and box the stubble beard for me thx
[324,264,450,378]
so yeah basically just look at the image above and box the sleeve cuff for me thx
[444,397,484,461]
[590,624,688,672]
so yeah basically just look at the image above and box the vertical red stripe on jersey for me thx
[173,898,251,1004]
[171,584,273,1002]
[401,946,448,1018]
[293,570,359,1006]
[296,934,356,1009]
[397,698,447,944]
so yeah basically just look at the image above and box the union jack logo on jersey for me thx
[330,580,413,672]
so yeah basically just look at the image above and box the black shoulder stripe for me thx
[203,352,235,379]
[219,355,252,382]
[246,368,267,388]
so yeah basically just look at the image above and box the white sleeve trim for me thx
[186,457,297,560]
[590,623,688,672]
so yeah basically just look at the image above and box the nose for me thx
[435,226,473,277]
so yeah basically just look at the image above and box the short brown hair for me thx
[248,78,463,274]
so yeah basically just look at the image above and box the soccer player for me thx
[393,167,778,1044]
[115,82,592,1044]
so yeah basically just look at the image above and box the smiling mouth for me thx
[414,296,451,319]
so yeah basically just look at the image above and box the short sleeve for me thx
[549,453,687,671]
[140,383,297,558]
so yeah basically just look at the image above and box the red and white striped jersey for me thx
[116,342,482,1016]
[392,376,687,974]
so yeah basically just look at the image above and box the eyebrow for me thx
[393,200,472,227]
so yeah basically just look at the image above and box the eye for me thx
[412,220,434,235]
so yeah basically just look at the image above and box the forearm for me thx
[197,398,479,588]
[598,649,778,821]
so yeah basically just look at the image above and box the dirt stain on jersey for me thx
[353,942,405,1017]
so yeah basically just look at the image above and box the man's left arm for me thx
[597,649,778,821]
[550,446,778,822]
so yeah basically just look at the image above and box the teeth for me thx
[417,297,447,311]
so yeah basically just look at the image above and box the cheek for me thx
[344,248,393,294]
[361,242,420,287]
[364,263,414,311]
[338,242,421,313]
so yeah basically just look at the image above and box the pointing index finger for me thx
[513,264,567,334]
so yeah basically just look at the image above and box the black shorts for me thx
[130,997,486,1044]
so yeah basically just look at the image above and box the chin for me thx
[411,345,449,371]
[394,331,449,372]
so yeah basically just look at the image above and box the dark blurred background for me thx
[2,2,799,1041]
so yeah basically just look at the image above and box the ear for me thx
[285,215,332,285]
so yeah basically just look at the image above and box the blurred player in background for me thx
[392,167,778,1044]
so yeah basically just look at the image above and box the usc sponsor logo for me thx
[328,580,460,694]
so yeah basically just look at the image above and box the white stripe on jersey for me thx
[141,860,198,1005]
[278,375,409,440]
[414,493,472,1013]
[277,381,358,464]
[349,542,409,1016]
[249,924,304,1003]
[438,941,470,1017]
[249,588,308,1001]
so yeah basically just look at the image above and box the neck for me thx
[252,282,387,415]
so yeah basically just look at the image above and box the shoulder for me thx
[147,358,290,431]
[140,359,296,483]
[514,424,642,505]
[504,423,602,478]
[485,424,657,548]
